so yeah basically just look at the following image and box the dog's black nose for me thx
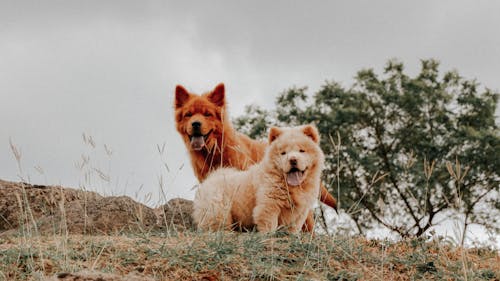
[192,121,201,129]
[290,158,297,166]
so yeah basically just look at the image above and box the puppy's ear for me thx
[207,83,225,107]
[175,85,191,108]
[269,127,282,143]
[302,125,320,143]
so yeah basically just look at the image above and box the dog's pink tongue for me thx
[286,171,303,186]
[190,136,205,151]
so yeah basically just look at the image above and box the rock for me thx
[155,198,194,231]
[0,179,162,235]
[0,179,102,233]
[62,195,158,234]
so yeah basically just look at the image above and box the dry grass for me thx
[3,138,498,281]
[0,230,498,281]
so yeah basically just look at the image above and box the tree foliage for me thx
[235,59,499,239]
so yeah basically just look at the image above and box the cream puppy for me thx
[193,124,325,233]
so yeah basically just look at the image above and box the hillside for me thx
[0,180,498,281]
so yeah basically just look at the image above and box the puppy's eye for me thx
[299,149,305,153]
[280,151,286,155]
[204,112,212,117]
[185,112,192,118]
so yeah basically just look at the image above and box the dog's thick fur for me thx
[193,125,324,233]
[174,83,337,231]
[174,83,267,180]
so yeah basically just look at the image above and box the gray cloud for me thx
[1,0,499,206]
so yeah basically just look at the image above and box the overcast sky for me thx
[1,1,499,208]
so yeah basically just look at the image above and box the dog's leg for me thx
[302,211,315,232]
[289,210,309,234]
[253,204,279,233]
[319,183,337,211]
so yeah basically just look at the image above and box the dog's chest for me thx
[277,189,308,225]
[272,185,304,210]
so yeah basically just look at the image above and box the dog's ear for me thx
[302,125,320,143]
[175,85,191,108]
[207,83,225,107]
[269,127,282,143]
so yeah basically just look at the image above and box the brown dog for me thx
[174,83,337,231]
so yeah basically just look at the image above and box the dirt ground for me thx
[0,179,193,236]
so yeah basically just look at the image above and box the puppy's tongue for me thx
[190,136,205,151]
[286,171,303,186]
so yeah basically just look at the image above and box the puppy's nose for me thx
[290,158,297,166]
[192,121,201,129]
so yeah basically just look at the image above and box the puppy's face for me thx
[174,83,226,151]
[268,125,322,187]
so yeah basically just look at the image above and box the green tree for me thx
[235,59,499,241]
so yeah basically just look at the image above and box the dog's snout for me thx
[289,158,297,166]
[192,121,201,129]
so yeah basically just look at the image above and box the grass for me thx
[3,138,498,280]
[0,230,498,280]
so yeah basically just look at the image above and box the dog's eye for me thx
[204,112,212,117]
[280,151,286,155]
[299,149,305,153]
[184,112,192,118]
